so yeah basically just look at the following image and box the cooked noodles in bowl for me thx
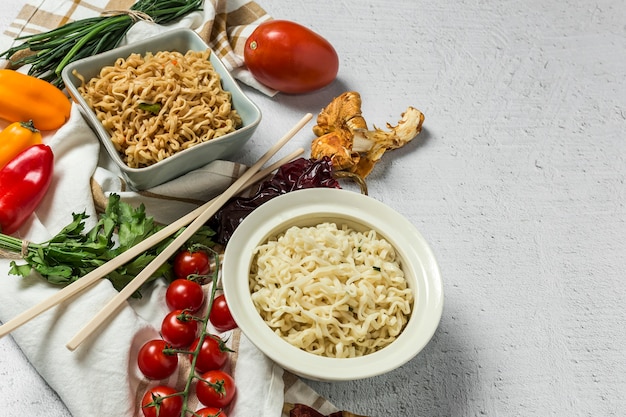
[62,28,261,190]
[76,49,242,168]
[249,222,414,358]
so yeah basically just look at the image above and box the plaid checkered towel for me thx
[1,0,277,95]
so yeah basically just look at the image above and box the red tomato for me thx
[137,339,178,380]
[196,407,228,417]
[195,370,237,408]
[141,385,183,417]
[161,309,199,348]
[244,20,339,94]
[209,294,237,333]
[166,278,205,312]
[173,249,210,279]
[190,335,230,373]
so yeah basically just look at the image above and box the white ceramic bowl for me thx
[61,28,261,190]
[222,188,443,381]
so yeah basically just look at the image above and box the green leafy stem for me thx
[0,193,215,298]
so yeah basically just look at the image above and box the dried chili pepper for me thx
[0,144,54,234]
[284,403,369,417]
[0,120,42,170]
[208,157,340,245]
[0,69,71,130]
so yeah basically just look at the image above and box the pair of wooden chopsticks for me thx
[0,113,312,351]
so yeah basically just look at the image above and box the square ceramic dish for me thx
[62,28,262,190]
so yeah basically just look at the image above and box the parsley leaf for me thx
[2,194,215,297]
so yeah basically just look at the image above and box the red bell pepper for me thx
[0,144,54,234]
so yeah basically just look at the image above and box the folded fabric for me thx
[91,161,248,225]
[0,0,277,95]
[0,95,287,417]
[0,1,340,416]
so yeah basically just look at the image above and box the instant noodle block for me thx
[62,28,261,190]
[222,188,444,381]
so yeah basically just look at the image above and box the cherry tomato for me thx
[141,385,183,417]
[161,309,199,348]
[137,339,178,380]
[166,278,205,312]
[173,248,210,279]
[209,294,238,333]
[196,407,228,417]
[195,369,237,408]
[190,335,230,373]
[244,20,339,94]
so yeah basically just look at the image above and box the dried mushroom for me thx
[310,91,425,178]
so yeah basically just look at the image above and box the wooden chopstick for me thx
[0,127,307,340]
[66,114,312,350]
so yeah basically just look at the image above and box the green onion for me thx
[0,0,203,87]
[138,102,163,114]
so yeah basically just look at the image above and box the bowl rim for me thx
[222,188,444,381]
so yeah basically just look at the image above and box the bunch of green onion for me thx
[0,0,203,87]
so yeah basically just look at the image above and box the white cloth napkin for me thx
[0,1,282,415]
[0,1,341,415]
[0,105,287,417]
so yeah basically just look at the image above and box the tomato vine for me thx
[140,246,236,417]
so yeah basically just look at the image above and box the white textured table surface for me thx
[2,0,625,416]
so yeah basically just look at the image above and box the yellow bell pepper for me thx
[0,69,71,131]
[0,120,43,170]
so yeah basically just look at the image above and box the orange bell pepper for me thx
[0,69,71,130]
[0,120,42,170]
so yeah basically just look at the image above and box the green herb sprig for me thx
[0,193,215,298]
[0,0,203,87]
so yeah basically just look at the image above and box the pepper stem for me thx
[19,120,39,133]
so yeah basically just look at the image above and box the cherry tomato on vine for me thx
[196,369,237,408]
[173,248,211,279]
[209,294,237,332]
[137,339,178,380]
[196,407,228,417]
[141,385,183,417]
[190,335,230,373]
[165,278,205,312]
[161,309,199,348]
[244,20,339,94]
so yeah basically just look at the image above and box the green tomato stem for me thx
[177,247,223,417]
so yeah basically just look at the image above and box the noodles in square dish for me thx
[76,49,242,168]
[249,222,414,358]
